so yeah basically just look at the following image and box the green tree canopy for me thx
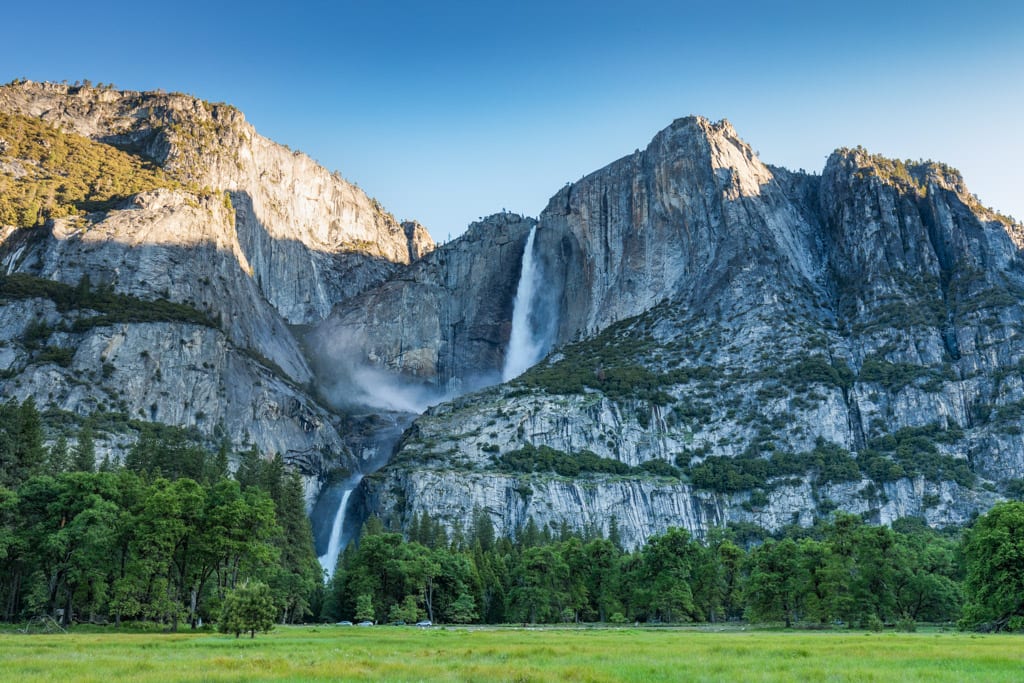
[961,501,1024,631]
[220,581,276,638]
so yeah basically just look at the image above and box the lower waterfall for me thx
[312,411,416,580]
[316,478,360,577]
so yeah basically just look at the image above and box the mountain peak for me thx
[0,80,432,325]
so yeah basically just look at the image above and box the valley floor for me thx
[1,625,1021,682]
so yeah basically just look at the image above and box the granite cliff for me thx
[3,81,1023,549]
[0,81,432,496]
[357,117,1024,548]
[309,212,538,397]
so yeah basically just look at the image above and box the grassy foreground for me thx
[1,626,1022,682]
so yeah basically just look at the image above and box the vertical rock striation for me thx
[367,117,1024,546]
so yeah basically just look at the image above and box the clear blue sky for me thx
[3,1,1022,240]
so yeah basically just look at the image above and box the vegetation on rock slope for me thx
[0,111,178,227]
[3,396,1019,632]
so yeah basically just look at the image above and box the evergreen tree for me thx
[519,516,542,548]
[471,507,495,552]
[583,538,622,622]
[354,593,375,622]
[388,594,420,623]
[14,398,45,482]
[210,438,230,483]
[46,436,71,474]
[510,544,570,623]
[265,471,320,623]
[220,581,276,638]
[607,516,623,551]
[0,398,45,487]
[639,527,700,623]
[744,538,805,627]
[73,422,96,472]
[447,592,478,624]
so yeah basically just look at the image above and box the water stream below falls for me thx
[311,411,415,579]
[312,476,360,577]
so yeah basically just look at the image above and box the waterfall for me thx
[317,476,361,579]
[502,227,542,381]
[313,412,414,581]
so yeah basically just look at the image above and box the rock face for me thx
[364,117,1024,548]
[309,212,537,395]
[5,81,1024,545]
[3,190,313,383]
[538,117,803,342]
[0,81,432,496]
[0,81,434,325]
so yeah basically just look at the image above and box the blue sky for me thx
[2,1,1022,240]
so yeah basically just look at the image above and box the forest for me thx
[1,397,1022,632]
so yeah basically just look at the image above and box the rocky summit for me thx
[2,81,1023,548]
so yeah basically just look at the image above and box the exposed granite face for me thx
[0,297,347,502]
[536,116,818,343]
[362,382,1001,550]
[0,81,434,324]
[5,81,1024,542]
[0,81,441,502]
[309,212,537,395]
[364,117,1024,546]
[2,189,313,383]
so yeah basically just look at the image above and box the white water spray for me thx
[318,476,361,579]
[502,227,543,381]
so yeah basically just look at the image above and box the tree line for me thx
[323,510,965,629]
[324,502,1023,632]
[2,396,1022,632]
[0,398,320,629]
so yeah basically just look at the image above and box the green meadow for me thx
[1,626,1021,682]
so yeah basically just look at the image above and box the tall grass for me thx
[0,626,1020,682]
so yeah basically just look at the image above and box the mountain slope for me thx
[0,80,434,324]
[363,117,1024,548]
[4,82,1023,546]
[0,81,434,495]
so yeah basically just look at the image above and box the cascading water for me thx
[317,477,360,577]
[313,227,551,579]
[502,227,543,381]
[311,412,415,580]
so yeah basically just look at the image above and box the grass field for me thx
[1,625,1022,682]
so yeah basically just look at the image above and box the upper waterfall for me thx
[502,227,543,381]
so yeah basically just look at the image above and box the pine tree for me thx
[47,435,71,474]
[608,516,623,551]
[471,507,495,552]
[6,398,46,486]
[219,581,277,638]
[266,471,320,624]
[209,438,230,482]
[73,422,96,472]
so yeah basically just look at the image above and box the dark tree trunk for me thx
[62,588,73,628]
